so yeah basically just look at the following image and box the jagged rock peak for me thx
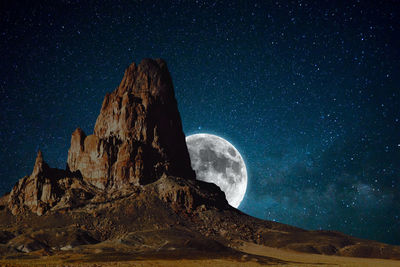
[93,58,179,140]
[9,149,97,216]
[32,149,49,177]
[36,149,44,162]
[116,58,173,99]
[9,150,59,215]
[67,58,195,189]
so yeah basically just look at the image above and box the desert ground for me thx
[1,241,399,267]
[239,241,400,266]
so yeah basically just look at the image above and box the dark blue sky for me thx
[1,1,399,245]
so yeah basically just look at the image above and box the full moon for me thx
[185,133,247,208]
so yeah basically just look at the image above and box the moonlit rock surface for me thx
[186,134,247,208]
[67,58,195,188]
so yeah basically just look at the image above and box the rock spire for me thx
[67,58,195,189]
[7,58,197,215]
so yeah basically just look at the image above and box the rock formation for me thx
[67,58,195,189]
[8,150,55,216]
[8,58,197,216]
[1,58,400,262]
[8,150,96,215]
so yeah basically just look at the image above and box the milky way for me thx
[0,1,399,244]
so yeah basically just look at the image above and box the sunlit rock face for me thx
[67,58,195,189]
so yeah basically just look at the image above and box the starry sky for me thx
[1,1,399,245]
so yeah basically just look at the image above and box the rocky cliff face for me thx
[8,150,96,215]
[67,58,195,189]
[8,150,55,216]
[8,58,197,215]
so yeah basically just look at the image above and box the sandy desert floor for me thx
[238,241,400,267]
[1,242,399,267]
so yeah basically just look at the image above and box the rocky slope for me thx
[0,58,399,263]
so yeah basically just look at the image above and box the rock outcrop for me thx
[8,58,197,215]
[3,58,400,263]
[67,58,195,189]
[8,150,54,215]
[8,150,96,215]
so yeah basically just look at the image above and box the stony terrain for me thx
[0,58,399,265]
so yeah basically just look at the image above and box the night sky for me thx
[1,1,399,245]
